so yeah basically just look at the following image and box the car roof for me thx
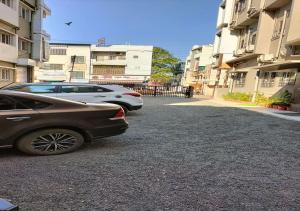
[6,83,133,92]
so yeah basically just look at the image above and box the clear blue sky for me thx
[44,0,220,60]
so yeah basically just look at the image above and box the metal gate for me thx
[125,85,193,98]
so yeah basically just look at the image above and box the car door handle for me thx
[6,116,31,121]
[95,95,106,98]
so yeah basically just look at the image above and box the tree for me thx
[151,47,180,83]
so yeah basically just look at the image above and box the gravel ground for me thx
[0,97,299,211]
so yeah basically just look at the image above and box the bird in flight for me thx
[65,22,72,26]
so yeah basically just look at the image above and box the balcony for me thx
[0,42,18,63]
[0,1,19,27]
[230,0,261,30]
[92,59,126,66]
[264,0,290,10]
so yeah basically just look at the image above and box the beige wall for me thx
[18,18,31,39]
[255,12,273,54]
[286,0,300,45]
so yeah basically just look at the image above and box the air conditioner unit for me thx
[257,54,274,63]
[246,45,255,53]
[234,49,245,56]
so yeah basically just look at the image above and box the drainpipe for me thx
[229,66,235,93]
[89,46,92,83]
[252,67,261,103]
[276,10,288,58]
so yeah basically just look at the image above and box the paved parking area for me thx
[0,97,299,210]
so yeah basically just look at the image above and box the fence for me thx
[124,85,193,98]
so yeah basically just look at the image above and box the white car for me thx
[5,83,143,113]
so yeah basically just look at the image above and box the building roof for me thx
[50,43,91,46]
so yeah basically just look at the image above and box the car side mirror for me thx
[0,199,18,211]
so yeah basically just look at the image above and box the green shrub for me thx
[223,92,253,102]
[255,91,293,106]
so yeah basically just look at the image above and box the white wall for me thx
[91,45,153,77]
[0,0,19,27]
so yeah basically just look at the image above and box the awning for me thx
[219,63,231,69]
[257,61,300,71]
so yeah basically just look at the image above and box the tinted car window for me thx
[0,97,15,110]
[13,97,51,109]
[61,86,110,93]
[0,97,27,110]
[11,85,57,93]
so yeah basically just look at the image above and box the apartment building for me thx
[37,43,91,82]
[90,45,153,85]
[0,0,19,87]
[181,45,213,91]
[17,0,51,83]
[210,0,238,97]
[226,0,300,107]
[0,0,51,87]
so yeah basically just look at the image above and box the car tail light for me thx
[110,108,125,120]
[123,92,141,97]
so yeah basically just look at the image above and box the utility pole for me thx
[69,55,76,82]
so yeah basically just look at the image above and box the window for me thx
[279,72,296,87]
[13,85,57,93]
[72,56,85,64]
[19,6,32,22]
[13,97,51,109]
[1,69,12,80]
[235,72,247,88]
[250,33,256,45]
[61,86,110,93]
[0,96,50,110]
[109,55,117,60]
[0,32,12,45]
[49,64,63,70]
[18,39,31,52]
[238,0,247,13]
[50,48,67,55]
[0,97,15,110]
[133,55,139,59]
[70,71,84,79]
[1,0,12,8]
[261,72,276,87]
[272,12,285,39]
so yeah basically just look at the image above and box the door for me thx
[27,67,33,83]
[57,85,113,103]
[0,95,40,146]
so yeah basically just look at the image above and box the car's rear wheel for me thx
[16,129,84,155]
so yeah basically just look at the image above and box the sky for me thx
[44,0,220,60]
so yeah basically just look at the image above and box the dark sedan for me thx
[0,91,128,155]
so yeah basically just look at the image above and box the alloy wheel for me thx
[32,133,77,152]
